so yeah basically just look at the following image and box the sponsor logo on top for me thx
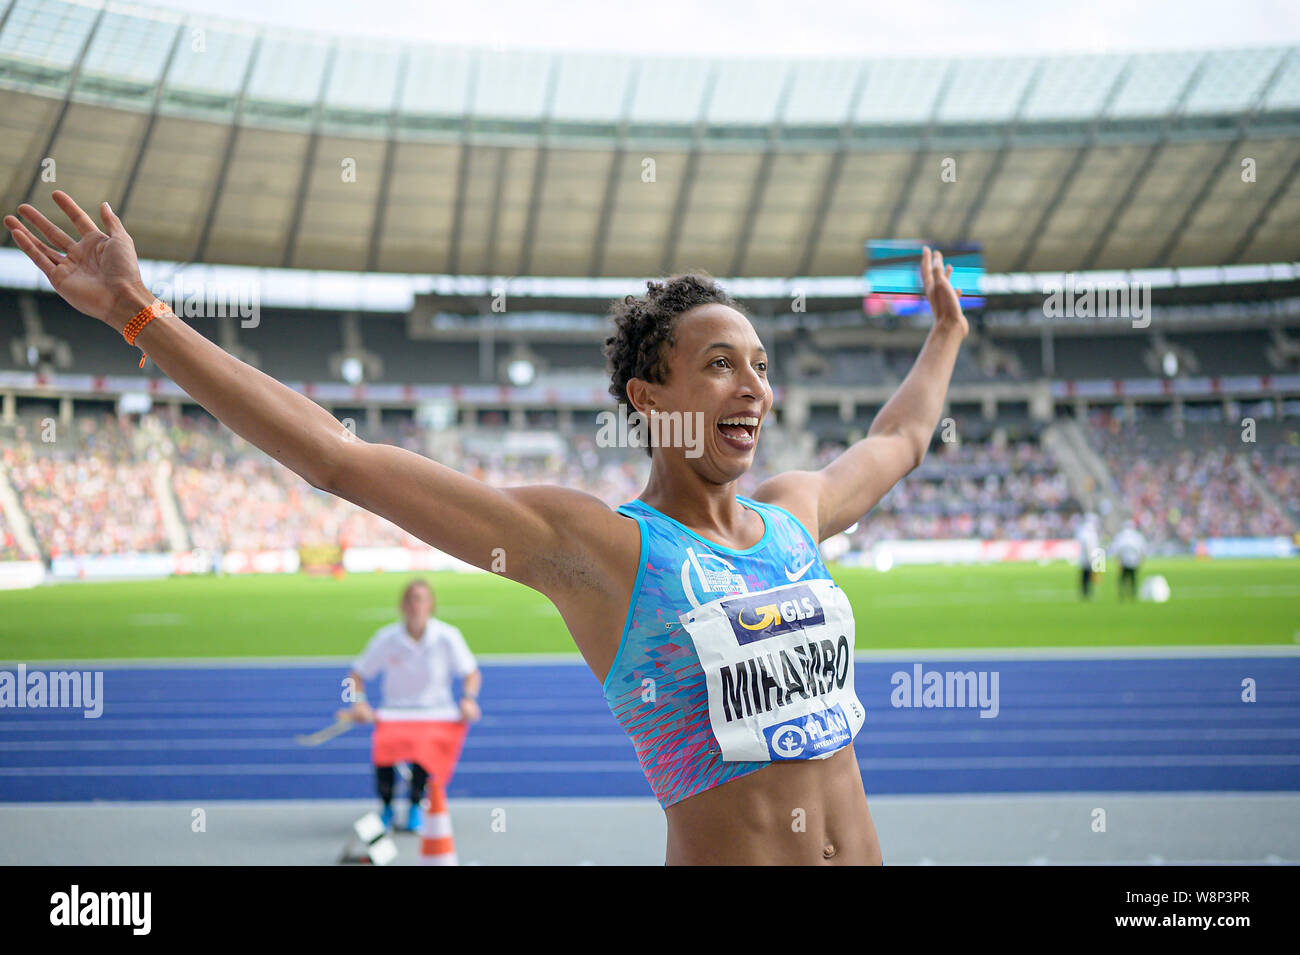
[721,584,824,646]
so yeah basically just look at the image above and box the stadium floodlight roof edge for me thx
[0,249,1296,312]
[33,0,1300,67]
[3,1,1298,132]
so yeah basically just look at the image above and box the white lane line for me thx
[0,654,585,668]
[4,705,1300,733]
[6,645,1300,668]
[0,732,631,751]
[2,754,1299,777]
[0,796,660,809]
[0,762,638,776]
[0,698,613,715]
[0,715,620,731]
[0,728,1295,752]
[0,657,360,668]
[3,692,1298,722]
[854,646,1300,660]
[857,754,1300,769]
[2,723,1298,750]
[2,792,1292,809]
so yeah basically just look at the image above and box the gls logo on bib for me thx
[721,584,824,645]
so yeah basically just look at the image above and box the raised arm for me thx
[3,193,625,601]
[755,246,968,541]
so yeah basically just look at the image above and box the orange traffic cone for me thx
[419,781,457,866]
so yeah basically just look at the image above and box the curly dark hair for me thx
[603,273,739,457]
[604,271,738,398]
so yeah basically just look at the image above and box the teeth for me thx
[718,416,759,427]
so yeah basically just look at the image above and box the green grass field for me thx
[1,558,1296,660]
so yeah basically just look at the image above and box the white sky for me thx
[142,0,1300,57]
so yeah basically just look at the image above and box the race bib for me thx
[680,577,864,762]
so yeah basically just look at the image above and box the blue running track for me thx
[1,657,1297,802]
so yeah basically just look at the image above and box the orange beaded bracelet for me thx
[123,299,168,368]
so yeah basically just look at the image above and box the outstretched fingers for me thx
[16,202,75,253]
[51,190,101,239]
[4,216,60,280]
[921,246,952,298]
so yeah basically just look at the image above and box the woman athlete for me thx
[6,192,968,865]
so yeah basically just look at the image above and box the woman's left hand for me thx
[921,246,969,339]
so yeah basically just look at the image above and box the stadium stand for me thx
[0,510,31,561]
[3,415,167,558]
[0,0,1296,570]
[1085,410,1299,547]
[163,413,655,553]
[1249,424,1300,525]
[831,432,1083,550]
[354,316,483,385]
[0,408,1097,559]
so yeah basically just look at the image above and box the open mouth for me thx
[717,415,759,452]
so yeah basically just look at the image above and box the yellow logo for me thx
[738,605,780,631]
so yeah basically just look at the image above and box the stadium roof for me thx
[1,0,1299,278]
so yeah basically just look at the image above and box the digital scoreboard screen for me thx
[864,240,985,315]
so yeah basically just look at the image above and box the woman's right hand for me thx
[3,190,151,332]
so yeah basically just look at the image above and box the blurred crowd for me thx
[167,418,392,551]
[3,415,166,558]
[0,410,1295,561]
[815,437,1084,549]
[1088,413,1298,546]
[0,511,32,560]
[1248,431,1300,526]
[164,416,657,551]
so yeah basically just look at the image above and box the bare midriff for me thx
[662,745,881,865]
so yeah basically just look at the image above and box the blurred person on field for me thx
[1075,513,1101,600]
[346,578,481,833]
[1109,519,1147,602]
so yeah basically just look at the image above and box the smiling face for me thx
[626,302,773,483]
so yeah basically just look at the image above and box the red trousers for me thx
[371,718,469,785]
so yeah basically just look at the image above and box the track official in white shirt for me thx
[347,578,481,835]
